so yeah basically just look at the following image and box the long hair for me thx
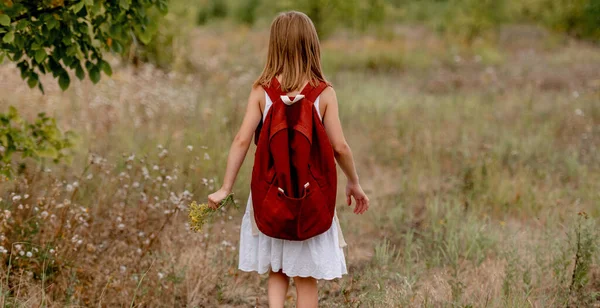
[253,11,328,92]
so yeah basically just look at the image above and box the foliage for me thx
[0,0,168,92]
[390,0,599,42]
[197,0,228,25]
[515,0,600,41]
[0,106,74,179]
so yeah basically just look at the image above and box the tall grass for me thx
[0,18,598,306]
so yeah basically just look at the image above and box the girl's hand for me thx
[208,188,231,209]
[345,182,369,214]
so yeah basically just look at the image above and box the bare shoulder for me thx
[319,85,337,107]
[250,84,265,101]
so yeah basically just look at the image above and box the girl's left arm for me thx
[207,86,263,209]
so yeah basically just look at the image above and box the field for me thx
[0,19,599,307]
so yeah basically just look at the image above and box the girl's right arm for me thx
[207,86,263,209]
[321,87,370,214]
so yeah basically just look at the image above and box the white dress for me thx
[237,92,348,280]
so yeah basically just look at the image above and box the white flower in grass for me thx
[159,149,168,158]
[118,223,125,230]
[204,153,210,160]
[153,165,159,171]
[26,251,32,258]
[15,244,22,251]
[72,181,79,188]
[66,184,74,192]
[12,195,21,202]
[120,265,127,273]
[19,251,24,256]
[40,211,49,219]
[187,145,193,152]
[158,272,164,280]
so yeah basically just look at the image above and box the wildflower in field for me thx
[188,193,234,233]
[26,251,32,257]
[187,145,193,152]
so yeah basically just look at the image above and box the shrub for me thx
[0,107,75,179]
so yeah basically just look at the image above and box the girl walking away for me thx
[208,11,369,308]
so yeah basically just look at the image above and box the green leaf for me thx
[75,64,85,80]
[84,0,93,6]
[47,17,59,30]
[35,49,47,63]
[59,73,70,91]
[89,66,100,84]
[72,1,85,13]
[2,31,14,43]
[16,20,29,31]
[0,14,10,27]
[27,76,38,88]
[137,29,152,45]
[111,40,123,53]
[100,61,112,76]
[119,0,131,10]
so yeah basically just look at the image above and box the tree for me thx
[0,0,168,92]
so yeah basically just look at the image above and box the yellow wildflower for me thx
[188,193,234,233]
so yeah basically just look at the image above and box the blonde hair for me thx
[253,11,328,92]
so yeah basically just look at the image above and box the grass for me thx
[0,21,598,307]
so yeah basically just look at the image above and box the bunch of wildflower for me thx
[188,193,235,232]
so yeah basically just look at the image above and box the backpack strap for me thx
[303,81,328,104]
[254,78,329,145]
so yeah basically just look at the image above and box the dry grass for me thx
[0,23,599,307]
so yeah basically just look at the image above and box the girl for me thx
[208,11,369,308]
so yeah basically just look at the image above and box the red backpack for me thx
[251,77,337,241]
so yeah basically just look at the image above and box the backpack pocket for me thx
[296,180,334,240]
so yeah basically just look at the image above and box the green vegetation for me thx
[0,107,74,178]
[0,0,168,91]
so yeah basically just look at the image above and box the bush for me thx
[0,107,75,179]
